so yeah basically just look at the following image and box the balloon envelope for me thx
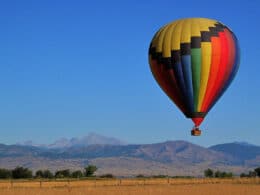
[149,18,240,128]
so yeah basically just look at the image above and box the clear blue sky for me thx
[0,0,259,146]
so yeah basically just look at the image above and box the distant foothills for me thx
[1,133,260,177]
[15,132,127,148]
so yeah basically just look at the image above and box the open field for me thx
[0,178,260,195]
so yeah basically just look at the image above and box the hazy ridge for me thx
[1,134,260,176]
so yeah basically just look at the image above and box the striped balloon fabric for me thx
[149,18,240,128]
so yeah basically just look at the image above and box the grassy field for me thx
[0,178,260,195]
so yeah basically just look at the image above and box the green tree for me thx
[100,173,115,178]
[220,172,233,178]
[84,165,97,177]
[221,172,227,178]
[43,170,54,179]
[225,172,233,178]
[55,169,71,178]
[249,170,257,177]
[254,167,260,177]
[136,174,145,178]
[0,168,12,179]
[152,175,168,178]
[35,170,44,178]
[204,169,214,178]
[71,170,83,178]
[55,172,64,178]
[214,170,221,178]
[12,167,32,179]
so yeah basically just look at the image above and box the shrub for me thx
[35,170,44,178]
[136,174,145,178]
[214,170,221,178]
[0,168,12,179]
[212,170,233,178]
[254,167,260,177]
[71,170,83,178]
[204,169,214,178]
[100,173,115,178]
[42,170,54,179]
[55,169,71,178]
[84,165,97,177]
[12,167,32,179]
[152,175,168,178]
[240,173,248,178]
[249,171,257,177]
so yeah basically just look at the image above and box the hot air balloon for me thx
[148,18,240,136]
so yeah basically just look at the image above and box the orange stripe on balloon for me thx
[200,36,221,112]
[206,29,236,112]
[203,31,229,111]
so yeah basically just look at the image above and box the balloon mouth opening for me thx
[192,117,204,126]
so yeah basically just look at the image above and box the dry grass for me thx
[0,178,260,195]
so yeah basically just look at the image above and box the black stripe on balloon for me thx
[213,24,225,33]
[201,31,211,42]
[149,47,172,69]
[149,47,163,63]
[215,22,226,29]
[191,37,201,48]
[171,50,181,62]
[180,43,191,55]
[149,21,229,65]
[209,24,225,36]
[162,57,172,69]
[156,53,162,64]
[185,112,206,118]
[148,44,153,53]
[200,22,227,42]
[208,27,219,36]
[149,47,155,57]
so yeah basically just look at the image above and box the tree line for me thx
[0,165,98,179]
[2,165,260,179]
[240,167,260,178]
[204,167,260,178]
[204,169,233,178]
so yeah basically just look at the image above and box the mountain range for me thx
[1,134,260,177]
[16,133,126,148]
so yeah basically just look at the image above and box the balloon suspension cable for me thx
[191,126,202,136]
